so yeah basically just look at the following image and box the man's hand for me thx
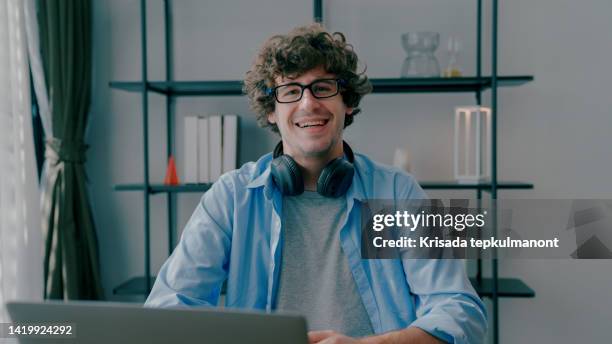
[308,330,363,344]
[307,330,385,344]
[308,327,445,344]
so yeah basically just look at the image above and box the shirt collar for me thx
[346,162,367,202]
[246,167,270,189]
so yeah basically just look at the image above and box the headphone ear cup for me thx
[271,155,304,196]
[317,158,355,198]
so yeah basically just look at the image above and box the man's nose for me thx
[298,88,321,111]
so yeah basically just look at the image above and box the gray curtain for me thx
[38,0,104,299]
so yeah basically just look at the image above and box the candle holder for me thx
[454,106,491,183]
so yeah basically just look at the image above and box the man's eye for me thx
[280,88,300,96]
[314,85,332,92]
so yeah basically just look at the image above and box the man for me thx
[146,24,487,344]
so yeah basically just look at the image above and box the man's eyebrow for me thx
[280,76,336,83]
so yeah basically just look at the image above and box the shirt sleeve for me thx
[402,259,488,344]
[145,174,235,308]
[399,174,488,344]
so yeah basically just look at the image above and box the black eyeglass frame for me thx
[265,78,347,104]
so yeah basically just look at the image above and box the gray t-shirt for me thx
[275,191,374,338]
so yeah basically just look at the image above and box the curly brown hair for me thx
[243,23,372,133]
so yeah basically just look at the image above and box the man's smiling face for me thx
[267,66,353,161]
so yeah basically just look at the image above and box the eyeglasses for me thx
[266,78,346,104]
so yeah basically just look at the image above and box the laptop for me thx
[6,301,308,344]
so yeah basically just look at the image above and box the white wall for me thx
[89,0,612,342]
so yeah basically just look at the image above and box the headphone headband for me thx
[273,141,355,163]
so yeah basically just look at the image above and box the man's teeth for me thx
[297,120,327,128]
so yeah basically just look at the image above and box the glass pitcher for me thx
[401,32,440,77]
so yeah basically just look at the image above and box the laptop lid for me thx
[5,301,308,344]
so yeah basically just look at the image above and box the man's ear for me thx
[346,107,354,116]
[267,112,277,124]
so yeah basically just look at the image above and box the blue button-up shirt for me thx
[145,152,487,343]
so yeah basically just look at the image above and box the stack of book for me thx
[184,114,239,184]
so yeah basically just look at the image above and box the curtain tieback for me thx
[45,138,88,164]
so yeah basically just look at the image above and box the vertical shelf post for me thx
[476,0,482,105]
[314,0,323,23]
[476,189,483,283]
[491,0,500,343]
[474,1,485,335]
[140,0,152,295]
[164,0,177,256]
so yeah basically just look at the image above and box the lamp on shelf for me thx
[454,106,491,183]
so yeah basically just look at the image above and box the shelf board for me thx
[470,277,535,298]
[114,183,212,194]
[114,276,534,298]
[115,181,532,194]
[113,276,227,296]
[113,276,156,295]
[419,181,533,190]
[109,81,243,96]
[371,76,533,93]
[109,76,533,96]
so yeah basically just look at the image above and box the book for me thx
[222,115,238,173]
[197,117,210,183]
[183,116,199,183]
[208,115,223,181]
